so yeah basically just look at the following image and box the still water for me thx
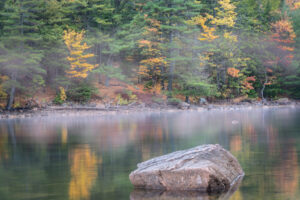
[0,107,299,200]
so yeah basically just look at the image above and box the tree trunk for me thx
[185,96,189,103]
[97,43,102,84]
[105,76,110,87]
[261,70,268,100]
[168,31,175,92]
[6,86,15,110]
[167,2,174,92]
[161,79,165,91]
[261,84,265,100]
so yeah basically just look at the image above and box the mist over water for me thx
[0,107,300,199]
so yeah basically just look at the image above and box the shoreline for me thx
[0,101,299,120]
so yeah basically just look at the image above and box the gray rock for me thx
[276,98,290,105]
[129,144,244,193]
[130,176,243,200]
[177,102,190,110]
[199,98,208,105]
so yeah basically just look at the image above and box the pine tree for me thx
[40,0,71,87]
[0,0,46,110]
[136,0,203,93]
[137,15,167,90]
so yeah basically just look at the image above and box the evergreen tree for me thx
[0,0,46,110]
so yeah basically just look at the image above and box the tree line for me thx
[0,0,299,110]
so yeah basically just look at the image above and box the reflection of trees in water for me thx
[229,109,300,200]
[0,125,8,160]
[230,190,243,200]
[61,124,68,144]
[0,109,299,199]
[69,145,98,200]
[274,145,299,197]
[230,135,242,153]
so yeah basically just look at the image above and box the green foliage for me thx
[177,81,218,98]
[167,98,182,105]
[152,96,164,104]
[0,0,299,105]
[66,84,96,103]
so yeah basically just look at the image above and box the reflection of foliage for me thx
[0,132,8,161]
[69,145,98,200]
[275,146,299,196]
[61,125,68,144]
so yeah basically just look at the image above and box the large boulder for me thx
[129,144,244,193]
[130,177,242,200]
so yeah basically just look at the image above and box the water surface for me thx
[0,107,299,200]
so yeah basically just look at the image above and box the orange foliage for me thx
[270,17,296,67]
[271,19,296,44]
[242,76,256,90]
[266,68,273,73]
[246,76,256,82]
[227,67,240,77]
[278,45,294,51]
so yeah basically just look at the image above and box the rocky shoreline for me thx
[0,99,299,120]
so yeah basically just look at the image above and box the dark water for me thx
[0,107,300,200]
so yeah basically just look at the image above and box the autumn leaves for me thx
[59,0,298,100]
[63,30,98,79]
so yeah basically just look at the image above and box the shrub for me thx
[53,87,67,105]
[167,98,182,106]
[152,96,164,104]
[66,84,96,103]
[115,90,138,105]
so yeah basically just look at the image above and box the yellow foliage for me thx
[59,87,67,102]
[286,0,300,10]
[69,145,98,200]
[139,40,151,48]
[150,83,162,95]
[63,29,97,79]
[187,15,219,42]
[212,0,237,27]
[224,31,238,42]
[138,15,166,83]
[138,65,150,76]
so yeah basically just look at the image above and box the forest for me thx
[0,0,299,110]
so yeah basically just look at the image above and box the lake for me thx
[0,107,299,200]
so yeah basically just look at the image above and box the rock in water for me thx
[129,144,244,193]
